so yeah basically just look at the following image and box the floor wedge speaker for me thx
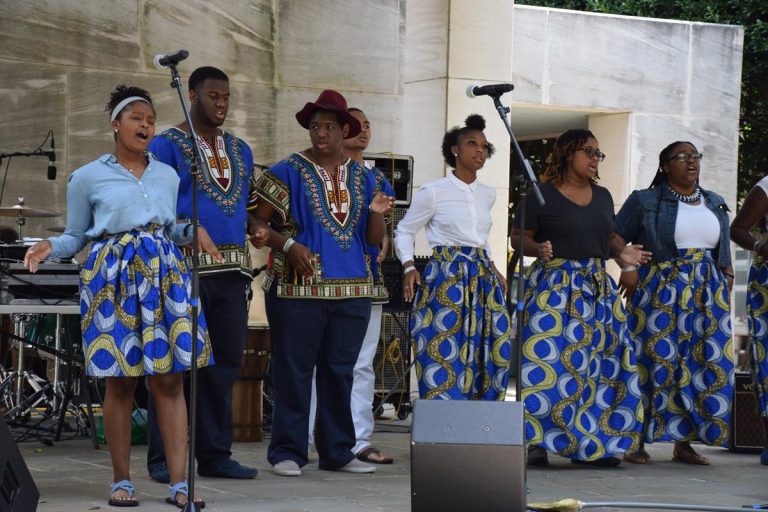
[411,400,526,512]
[0,418,39,512]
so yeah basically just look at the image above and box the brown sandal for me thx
[672,445,710,465]
[623,449,653,464]
[356,446,393,464]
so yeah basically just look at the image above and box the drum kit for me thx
[0,198,97,445]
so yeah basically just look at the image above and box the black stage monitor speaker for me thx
[0,419,39,512]
[364,153,414,206]
[411,400,526,512]
[729,372,765,453]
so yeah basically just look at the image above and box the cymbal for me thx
[0,205,61,217]
[45,226,66,233]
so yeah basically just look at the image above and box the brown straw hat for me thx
[295,89,361,138]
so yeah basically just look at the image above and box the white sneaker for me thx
[272,460,301,476]
[336,459,376,473]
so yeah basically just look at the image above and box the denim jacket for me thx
[614,185,732,268]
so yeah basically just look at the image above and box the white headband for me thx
[110,96,151,122]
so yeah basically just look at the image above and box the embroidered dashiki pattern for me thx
[627,249,734,445]
[148,128,256,277]
[521,258,643,461]
[255,153,377,299]
[748,255,768,417]
[80,225,212,377]
[410,246,511,400]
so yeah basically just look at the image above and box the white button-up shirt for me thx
[394,173,496,263]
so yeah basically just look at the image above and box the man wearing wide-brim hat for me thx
[254,89,395,477]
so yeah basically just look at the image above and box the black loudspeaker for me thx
[729,372,765,453]
[0,419,39,512]
[380,257,429,312]
[363,153,414,206]
[411,400,526,512]
[373,312,411,418]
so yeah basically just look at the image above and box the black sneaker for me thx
[198,458,258,479]
[527,446,549,467]
[571,456,621,468]
[148,462,170,483]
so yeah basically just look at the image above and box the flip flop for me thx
[108,480,139,507]
[356,446,394,464]
[166,481,206,509]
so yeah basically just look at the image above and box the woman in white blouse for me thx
[394,114,511,400]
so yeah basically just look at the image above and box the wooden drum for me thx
[232,326,270,442]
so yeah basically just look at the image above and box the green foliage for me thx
[518,0,768,202]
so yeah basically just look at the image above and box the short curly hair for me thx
[441,114,495,167]
[104,84,153,120]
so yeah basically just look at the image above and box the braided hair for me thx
[441,114,496,167]
[648,141,697,189]
[540,129,599,186]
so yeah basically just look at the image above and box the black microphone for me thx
[466,83,515,98]
[46,133,56,180]
[153,49,189,69]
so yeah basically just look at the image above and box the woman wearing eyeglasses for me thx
[613,141,734,465]
[730,176,768,465]
[511,129,647,467]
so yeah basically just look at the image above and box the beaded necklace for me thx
[667,184,701,204]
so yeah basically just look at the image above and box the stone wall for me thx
[0,0,405,240]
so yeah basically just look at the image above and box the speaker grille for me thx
[729,372,765,452]
[373,312,410,397]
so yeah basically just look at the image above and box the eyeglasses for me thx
[576,147,606,162]
[668,152,703,163]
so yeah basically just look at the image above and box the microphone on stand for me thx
[46,134,56,180]
[466,83,515,98]
[153,50,189,69]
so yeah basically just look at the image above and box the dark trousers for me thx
[266,284,371,469]
[147,271,250,469]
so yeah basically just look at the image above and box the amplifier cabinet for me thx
[729,371,766,453]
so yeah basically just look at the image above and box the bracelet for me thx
[283,237,296,253]
[183,223,194,238]
[403,265,416,275]
[620,265,638,273]
[754,240,764,253]
[368,203,382,215]
[723,271,734,279]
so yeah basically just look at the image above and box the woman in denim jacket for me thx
[612,141,735,465]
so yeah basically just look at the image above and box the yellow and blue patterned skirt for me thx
[628,249,733,445]
[410,246,511,400]
[521,258,643,461]
[79,225,213,377]
[748,256,768,417]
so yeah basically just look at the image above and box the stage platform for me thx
[14,415,766,512]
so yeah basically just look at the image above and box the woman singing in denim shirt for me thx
[612,141,734,466]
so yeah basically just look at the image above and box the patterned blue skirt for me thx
[79,225,213,377]
[410,246,511,400]
[521,258,643,461]
[627,249,733,445]
[747,256,768,417]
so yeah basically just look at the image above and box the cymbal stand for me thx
[13,197,27,240]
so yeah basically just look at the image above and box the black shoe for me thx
[527,446,549,467]
[148,462,170,483]
[198,458,258,479]
[571,456,621,468]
